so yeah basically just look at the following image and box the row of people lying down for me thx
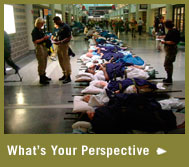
[80,45,143,66]
[87,28,123,46]
[75,62,156,82]
[72,29,185,134]
[72,93,185,134]
[73,78,166,112]
[95,29,126,46]
[75,29,154,131]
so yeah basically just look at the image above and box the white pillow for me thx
[73,96,94,113]
[90,80,108,88]
[72,121,92,132]
[75,76,92,82]
[80,54,91,63]
[81,85,104,94]
[76,72,94,79]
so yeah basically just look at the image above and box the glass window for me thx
[4,4,16,34]
[180,7,184,32]
[174,8,177,26]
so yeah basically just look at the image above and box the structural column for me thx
[76,7,79,22]
[123,6,128,20]
[119,8,122,19]
[146,4,151,33]
[25,4,35,50]
[135,4,139,21]
[68,4,72,24]
[61,4,66,22]
[128,4,132,21]
[166,4,173,20]
[49,4,55,32]
[72,5,76,21]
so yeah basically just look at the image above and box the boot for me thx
[63,75,71,84]
[163,72,173,84]
[59,75,66,81]
[163,78,172,84]
[44,73,52,81]
[40,75,49,85]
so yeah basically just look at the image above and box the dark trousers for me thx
[164,45,178,79]
[138,26,142,35]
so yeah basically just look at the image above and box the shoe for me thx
[40,75,49,85]
[44,75,52,81]
[63,76,71,84]
[71,53,75,57]
[163,78,172,84]
[50,57,56,61]
[59,75,66,81]
[15,66,20,74]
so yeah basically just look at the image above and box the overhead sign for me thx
[44,9,52,16]
[44,9,48,16]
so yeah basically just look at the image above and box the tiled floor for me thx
[4,32,185,134]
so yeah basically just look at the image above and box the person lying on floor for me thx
[75,93,177,134]
[84,61,153,81]
[85,64,109,81]
[81,78,165,108]
[94,47,145,66]
[81,45,128,63]
[115,52,145,66]
[86,48,103,58]
[80,54,103,64]
[81,80,108,94]
[107,78,158,94]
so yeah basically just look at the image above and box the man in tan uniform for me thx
[53,16,72,84]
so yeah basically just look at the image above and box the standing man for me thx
[53,16,72,84]
[124,18,129,34]
[161,20,180,84]
[137,18,144,35]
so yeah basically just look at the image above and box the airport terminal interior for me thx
[4,4,185,134]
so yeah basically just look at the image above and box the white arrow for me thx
[156,147,167,155]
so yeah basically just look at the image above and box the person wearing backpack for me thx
[161,20,180,84]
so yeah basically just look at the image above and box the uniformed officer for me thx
[31,17,51,85]
[161,20,180,84]
[53,16,72,84]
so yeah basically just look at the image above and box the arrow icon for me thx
[156,147,167,155]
